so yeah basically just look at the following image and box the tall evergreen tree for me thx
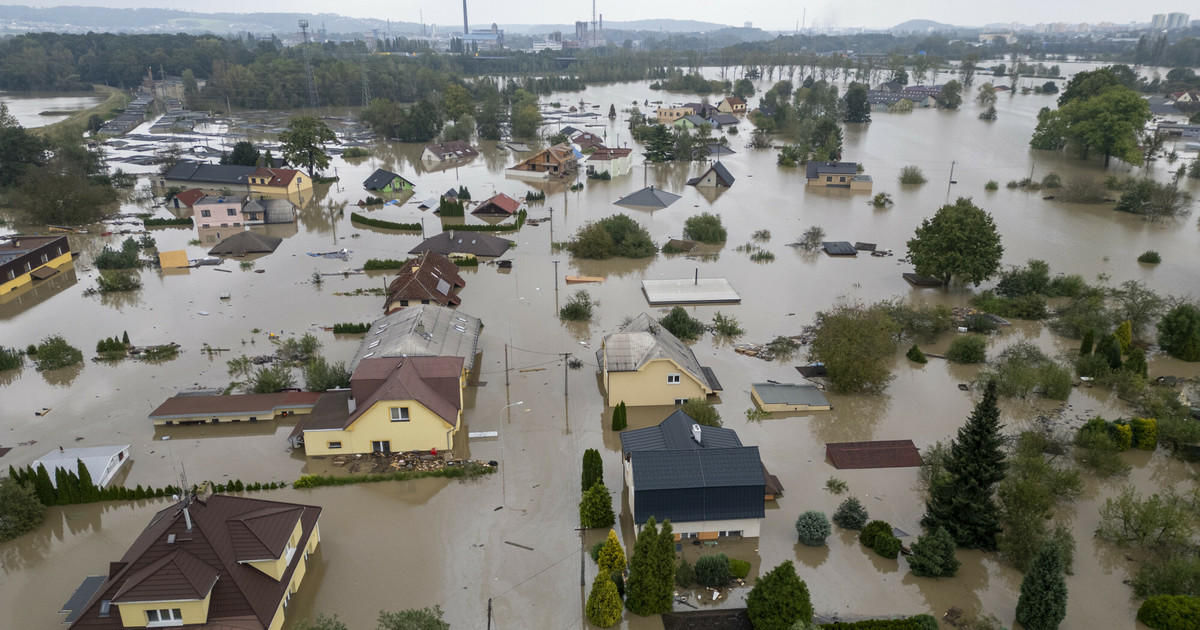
[651,520,676,611]
[597,529,626,575]
[76,459,97,503]
[1016,542,1069,630]
[625,517,668,615]
[922,380,1007,550]
[579,482,615,528]
[33,464,55,506]
[585,573,623,627]
[581,448,603,493]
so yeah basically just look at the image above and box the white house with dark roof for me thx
[619,409,771,538]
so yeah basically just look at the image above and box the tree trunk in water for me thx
[1104,152,1111,168]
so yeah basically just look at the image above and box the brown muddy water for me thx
[3,64,1200,630]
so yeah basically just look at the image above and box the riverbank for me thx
[30,85,128,137]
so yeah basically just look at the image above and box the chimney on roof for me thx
[449,229,454,240]
[182,502,193,532]
[691,423,702,445]
[348,396,356,413]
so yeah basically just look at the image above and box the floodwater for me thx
[3,62,1200,630]
[0,91,104,128]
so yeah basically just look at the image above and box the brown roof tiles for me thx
[384,251,465,312]
[826,440,923,469]
[148,392,321,420]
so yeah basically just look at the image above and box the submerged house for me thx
[805,161,873,191]
[620,409,771,538]
[586,147,634,177]
[31,444,131,488]
[193,195,247,229]
[596,313,723,407]
[148,391,321,426]
[64,491,321,630]
[686,162,735,188]
[421,141,479,163]
[384,251,466,313]
[506,143,579,180]
[409,231,513,258]
[241,198,298,224]
[472,192,522,216]
[363,168,414,194]
[1,235,72,296]
[292,356,465,456]
[717,96,747,114]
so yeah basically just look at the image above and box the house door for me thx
[372,440,391,454]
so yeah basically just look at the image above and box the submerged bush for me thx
[795,510,832,546]
[559,290,596,321]
[898,165,927,184]
[695,553,731,587]
[833,497,869,530]
[1139,251,1162,264]
[682,212,727,244]
[659,306,704,341]
[946,335,987,364]
[566,214,656,259]
[34,335,83,371]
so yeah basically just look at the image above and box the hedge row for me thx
[363,259,404,270]
[293,462,494,488]
[350,212,420,231]
[821,615,937,630]
[143,217,193,227]
[332,322,371,334]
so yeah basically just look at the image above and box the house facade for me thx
[805,161,873,191]
[717,96,747,114]
[298,356,465,456]
[384,251,466,313]
[596,313,722,407]
[0,235,72,296]
[246,168,311,197]
[66,492,321,630]
[506,143,579,180]
[363,168,414,194]
[686,162,735,188]
[421,141,479,163]
[620,410,767,539]
[193,196,247,228]
[586,147,634,177]
[655,107,692,123]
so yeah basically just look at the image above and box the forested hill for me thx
[0,5,416,35]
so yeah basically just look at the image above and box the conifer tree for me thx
[581,448,603,493]
[908,526,961,577]
[585,573,623,627]
[745,560,813,630]
[650,520,676,611]
[34,463,56,506]
[1115,320,1133,354]
[1079,329,1094,355]
[579,482,615,528]
[122,331,131,346]
[625,517,667,615]
[1016,542,1068,630]
[611,401,628,431]
[922,380,1007,550]
[597,529,626,575]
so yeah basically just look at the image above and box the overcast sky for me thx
[21,0,1195,30]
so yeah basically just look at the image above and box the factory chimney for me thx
[462,0,469,35]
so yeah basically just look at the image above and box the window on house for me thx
[372,440,391,453]
[23,262,30,272]
[327,441,342,449]
[390,407,410,422]
[145,608,183,625]
[40,254,48,263]
[56,247,62,256]
[674,398,688,405]
[6,270,13,280]
[826,176,833,182]
[227,208,237,216]
[201,210,211,217]
[667,374,681,384]
[839,176,846,183]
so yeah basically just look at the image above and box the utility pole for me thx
[299,20,319,111]
[486,598,492,630]
[552,259,560,312]
[1029,162,1036,182]
[504,343,510,387]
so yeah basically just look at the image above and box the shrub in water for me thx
[899,165,927,184]
[906,344,927,364]
[695,553,731,587]
[946,335,987,363]
[795,510,832,546]
[833,497,869,530]
[1138,251,1162,264]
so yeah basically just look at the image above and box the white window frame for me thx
[667,373,681,385]
[145,608,183,626]
[327,441,342,449]
[390,407,410,422]
[674,398,688,405]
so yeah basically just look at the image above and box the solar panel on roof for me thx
[436,279,451,295]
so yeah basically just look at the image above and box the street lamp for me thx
[499,401,524,507]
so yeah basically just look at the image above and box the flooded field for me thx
[0,91,105,128]
[2,64,1200,629]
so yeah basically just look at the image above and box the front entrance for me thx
[372,440,391,454]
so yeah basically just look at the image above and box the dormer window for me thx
[146,608,183,626]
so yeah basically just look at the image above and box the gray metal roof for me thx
[349,305,481,373]
[363,168,411,191]
[164,162,257,185]
[409,231,513,258]
[805,161,859,179]
[632,447,764,490]
[752,382,830,407]
[822,241,858,256]
[620,409,742,454]
[207,231,282,255]
[614,186,682,209]
[596,313,719,391]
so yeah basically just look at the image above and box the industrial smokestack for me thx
[462,0,469,35]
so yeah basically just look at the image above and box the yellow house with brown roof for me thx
[65,491,320,630]
[297,356,465,456]
[596,313,723,407]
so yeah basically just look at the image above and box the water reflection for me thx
[40,362,83,387]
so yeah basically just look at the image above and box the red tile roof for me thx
[68,494,320,630]
[587,147,633,162]
[826,440,923,469]
[473,192,521,215]
[385,251,466,311]
[250,167,301,188]
[148,392,321,420]
[175,188,206,208]
[423,141,479,161]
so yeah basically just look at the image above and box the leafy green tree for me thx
[808,301,898,394]
[581,448,603,493]
[559,290,596,321]
[247,364,294,394]
[642,124,675,162]
[908,526,961,577]
[1080,329,1095,356]
[279,116,336,177]
[303,357,351,392]
[0,105,46,188]
[922,380,1007,550]
[1016,543,1069,630]
[1032,83,1150,167]
[76,458,98,503]
[509,89,543,139]
[376,606,449,630]
[586,574,623,627]
[221,141,260,166]
[906,197,1004,286]
[682,212,727,244]
[34,335,83,371]
[1138,595,1200,630]
[1158,304,1200,362]
[681,398,721,428]
[794,510,832,546]
[441,83,474,122]
[580,482,615,528]
[746,560,813,630]
[598,529,626,575]
[733,79,756,100]
[939,80,963,109]
[397,99,443,143]
[844,82,871,123]
[659,307,704,341]
[360,98,405,137]
[33,463,55,506]
[295,614,348,630]
[475,88,507,141]
[946,335,987,363]
[0,476,46,542]
[832,496,869,530]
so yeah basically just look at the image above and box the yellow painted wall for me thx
[248,175,312,197]
[750,389,831,412]
[0,250,72,295]
[304,398,460,455]
[604,358,707,407]
[259,519,319,630]
[116,592,211,627]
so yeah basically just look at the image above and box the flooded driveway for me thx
[2,63,1199,629]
